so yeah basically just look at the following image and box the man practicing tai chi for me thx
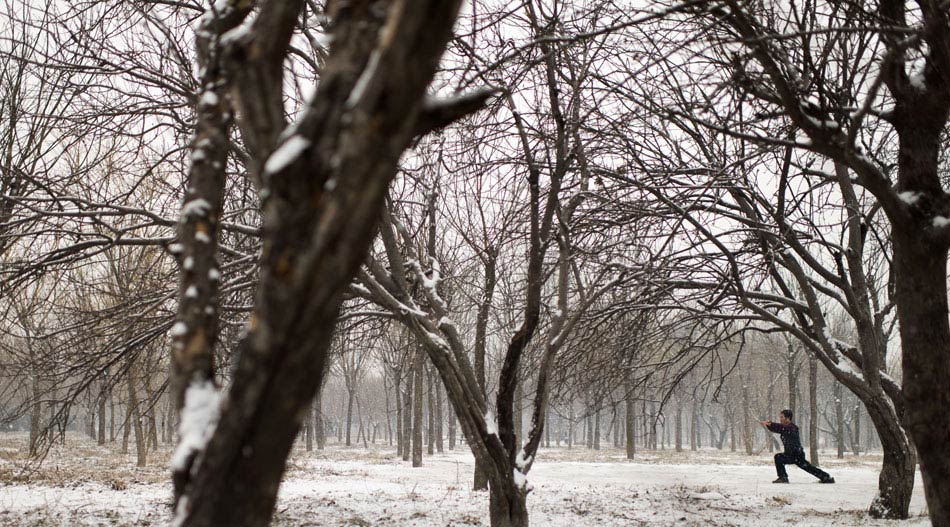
[759,409,835,484]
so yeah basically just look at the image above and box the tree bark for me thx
[174,0,469,523]
[808,355,819,465]
[98,383,106,446]
[403,368,413,462]
[427,367,435,456]
[675,398,683,453]
[625,380,635,459]
[126,369,146,468]
[412,347,424,467]
[436,378,444,453]
[315,386,325,450]
[345,390,355,447]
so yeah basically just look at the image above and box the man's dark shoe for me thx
[772,477,789,484]
[819,477,835,484]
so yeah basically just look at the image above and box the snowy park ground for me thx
[0,432,931,526]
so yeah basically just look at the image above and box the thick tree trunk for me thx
[893,215,950,526]
[863,395,917,520]
[489,486,529,527]
[173,0,469,524]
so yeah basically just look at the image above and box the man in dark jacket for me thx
[759,409,834,484]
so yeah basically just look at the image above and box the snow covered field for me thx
[0,433,931,526]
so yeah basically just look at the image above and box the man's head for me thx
[780,409,793,424]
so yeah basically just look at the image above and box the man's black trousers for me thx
[774,451,830,480]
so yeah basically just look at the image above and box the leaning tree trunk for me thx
[173,0,470,524]
[863,393,917,519]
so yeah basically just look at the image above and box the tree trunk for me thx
[853,404,862,455]
[808,355,819,465]
[472,249,497,491]
[427,367,435,456]
[403,369,413,462]
[742,376,753,454]
[891,129,950,527]
[315,387,326,450]
[675,399,683,453]
[625,383,635,459]
[109,393,115,443]
[436,378,444,453]
[393,374,402,453]
[513,382,523,449]
[593,407,601,450]
[172,1,469,524]
[304,402,313,452]
[567,401,574,449]
[834,382,844,459]
[689,399,697,451]
[489,486,529,527]
[98,385,107,446]
[412,348,424,467]
[448,407,456,450]
[862,393,917,520]
[126,371,146,467]
[29,368,41,456]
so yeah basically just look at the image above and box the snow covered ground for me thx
[0,433,931,526]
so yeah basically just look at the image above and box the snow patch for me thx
[199,90,219,108]
[485,411,498,435]
[898,191,920,206]
[346,50,381,109]
[170,380,223,473]
[933,216,950,228]
[265,136,311,174]
[181,199,212,218]
[170,322,188,338]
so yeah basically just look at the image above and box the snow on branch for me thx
[170,379,224,472]
[264,136,311,175]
